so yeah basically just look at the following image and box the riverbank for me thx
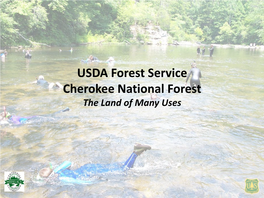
[174,41,264,50]
[3,42,264,52]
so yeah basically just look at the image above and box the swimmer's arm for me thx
[56,82,63,89]
[48,83,54,90]
[54,161,72,173]
[199,71,202,78]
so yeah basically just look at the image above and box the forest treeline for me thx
[1,0,263,47]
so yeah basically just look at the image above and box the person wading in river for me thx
[185,62,202,88]
[197,46,201,55]
[209,45,214,57]
[202,46,206,55]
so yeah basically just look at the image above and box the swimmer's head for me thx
[108,57,114,61]
[89,55,93,60]
[38,75,44,80]
[39,167,53,178]
[1,106,11,120]
[33,167,54,185]
[191,63,196,68]
[1,112,7,120]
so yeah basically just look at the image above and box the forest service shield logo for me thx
[245,179,259,194]
[4,172,25,192]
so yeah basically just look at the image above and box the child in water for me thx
[106,57,115,67]
[1,106,69,125]
[32,75,63,90]
[34,143,151,185]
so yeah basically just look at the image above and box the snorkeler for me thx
[34,143,151,185]
[106,57,115,67]
[32,75,63,90]
[185,62,202,88]
[81,55,99,64]
[89,55,99,62]
[0,106,70,125]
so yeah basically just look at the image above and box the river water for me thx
[0,45,263,197]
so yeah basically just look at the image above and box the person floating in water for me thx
[106,57,115,67]
[202,46,205,55]
[209,45,214,57]
[197,46,201,55]
[0,106,69,125]
[89,55,99,62]
[34,143,151,185]
[32,75,63,90]
[81,55,99,64]
[185,62,202,88]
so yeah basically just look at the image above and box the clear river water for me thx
[0,45,264,197]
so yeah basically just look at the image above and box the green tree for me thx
[216,22,233,44]
[245,0,264,44]
[1,0,263,46]
[194,27,204,41]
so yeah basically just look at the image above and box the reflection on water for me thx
[1,45,264,197]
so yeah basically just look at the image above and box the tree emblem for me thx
[4,172,24,192]
[245,179,259,194]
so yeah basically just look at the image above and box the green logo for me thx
[245,179,259,194]
[4,172,24,192]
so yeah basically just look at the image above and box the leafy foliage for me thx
[0,0,263,47]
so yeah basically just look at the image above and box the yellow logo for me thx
[245,179,259,194]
